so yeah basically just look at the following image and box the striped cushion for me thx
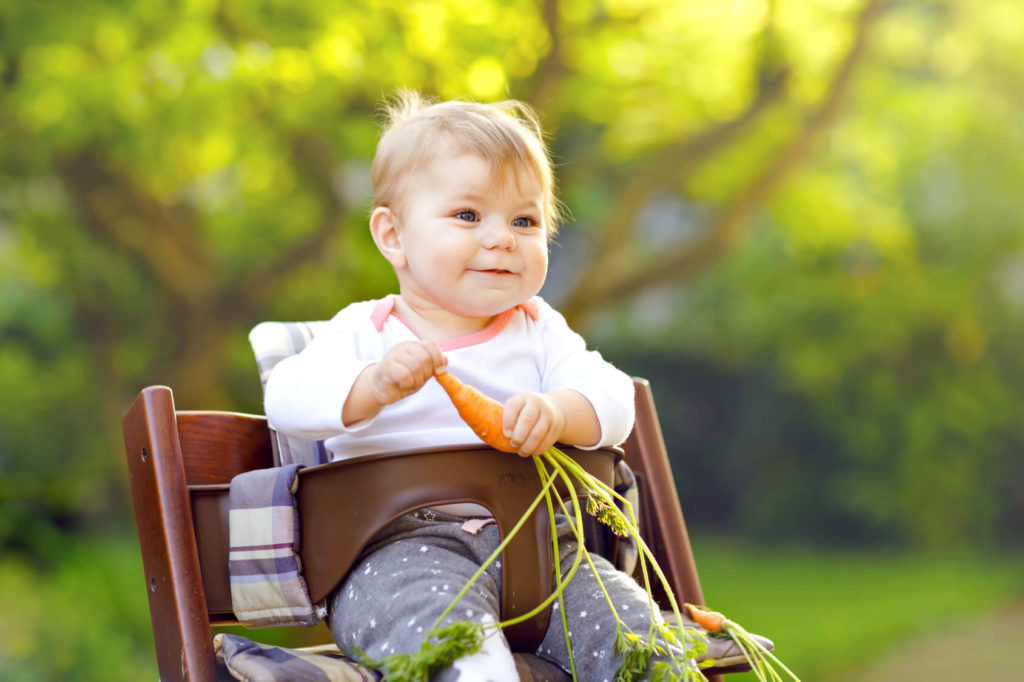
[214,634,376,682]
[249,321,331,467]
[228,463,317,627]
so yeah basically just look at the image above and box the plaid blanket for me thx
[214,634,377,682]
[229,463,320,628]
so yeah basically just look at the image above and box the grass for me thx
[0,531,158,681]
[689,536,1024,680]
[1,531,1021,680]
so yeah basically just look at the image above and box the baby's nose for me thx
[481,220,517,249]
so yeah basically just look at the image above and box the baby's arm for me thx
[343,340,446,426]
[501,389,601,457]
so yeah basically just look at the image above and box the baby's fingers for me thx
[421,341,447,375]
[502,394,525,440]
[377,342,445,400]
[504,395,558,457]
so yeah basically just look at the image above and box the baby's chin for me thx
[448,296,533,320]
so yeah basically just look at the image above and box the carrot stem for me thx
[541,449,700,680]
[491,462,586,630]
[546,446,693,648]
[428,462,559,633]
[535,456,578,682]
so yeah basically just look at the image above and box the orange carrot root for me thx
[684,603,726,632]
[434,371,516,453]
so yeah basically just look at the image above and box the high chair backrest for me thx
[122,379,716,682]
[624,378,707,610]
[123,388,272,681]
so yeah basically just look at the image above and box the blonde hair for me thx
[372,91,564,236]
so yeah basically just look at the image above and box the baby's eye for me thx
[512,216,536,228]
[455,210,478,222]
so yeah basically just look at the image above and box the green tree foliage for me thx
[592,1,1024,547]
[1,0,1023,557]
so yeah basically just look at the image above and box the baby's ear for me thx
[369,206,406,268]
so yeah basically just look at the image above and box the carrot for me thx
[685,603,798,682]
[684,603,726,633]
[434,371,516,453]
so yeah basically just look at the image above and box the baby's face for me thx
[392,150,549,323]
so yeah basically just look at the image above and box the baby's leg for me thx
[536,530,696,680]
[328,514,518,682]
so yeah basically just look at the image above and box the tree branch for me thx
[59,151,216,306]
[561,0,888,327]
[519,0,567,121]
[561,0,891,327]
[557,21,791,321]
[604,63,788,249]
[235,132,348,303]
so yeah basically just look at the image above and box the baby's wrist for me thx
[546,387,601,448]
[369,364,399,408]
[343,364,387,426]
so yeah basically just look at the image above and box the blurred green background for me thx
[2,0,1023,679]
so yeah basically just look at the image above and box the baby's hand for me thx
[502,392,567,457]
[370,341,446,407]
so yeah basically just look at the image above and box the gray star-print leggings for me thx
[328,509,689,680]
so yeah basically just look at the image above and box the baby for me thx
[264,92,694,680]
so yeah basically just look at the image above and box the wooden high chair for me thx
[122,379,727,681]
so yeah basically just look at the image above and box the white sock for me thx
[449,615,518,681]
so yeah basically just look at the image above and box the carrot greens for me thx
[355,374,800,681]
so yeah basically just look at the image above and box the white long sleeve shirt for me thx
[264,295,635,461]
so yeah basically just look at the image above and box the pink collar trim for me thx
[370,296,538,351]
